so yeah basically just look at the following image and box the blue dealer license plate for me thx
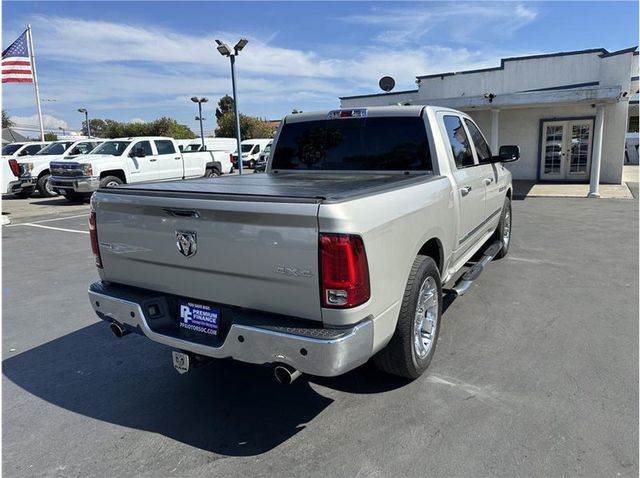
[178,301,219,336]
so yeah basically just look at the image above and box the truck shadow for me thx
[2,322,406,456]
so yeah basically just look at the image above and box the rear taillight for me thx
[320,234,370,308]
[89,211,102,269]
[8,159,19,177]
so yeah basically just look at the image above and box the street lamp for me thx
[78,108,91,138]
[58,126,65,137]
[190,97,209,151]
[215,38,248,174]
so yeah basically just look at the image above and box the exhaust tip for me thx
[274,365,301,385]
[110,322,130,338]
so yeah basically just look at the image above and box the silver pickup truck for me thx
[88,106,518,383]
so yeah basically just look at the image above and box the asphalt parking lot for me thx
[2,195,638,477]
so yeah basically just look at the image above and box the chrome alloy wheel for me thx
[44,177,56,195]
[414,276,439,359]
[503,209,511,248]
[105,180,120,188]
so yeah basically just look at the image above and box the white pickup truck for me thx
[87,106,519,383]
[50,136,233,202]
[14,139,102,197]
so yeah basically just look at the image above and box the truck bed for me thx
[106,172,437,203]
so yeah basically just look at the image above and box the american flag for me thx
[2,30,33,83]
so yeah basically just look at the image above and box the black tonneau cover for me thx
[105,172,440,203]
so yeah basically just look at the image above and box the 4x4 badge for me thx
[176,231,197,258]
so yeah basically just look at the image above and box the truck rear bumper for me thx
[88,281,374,377]
[51,176,99,193]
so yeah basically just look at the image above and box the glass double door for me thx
[540,119,593,181]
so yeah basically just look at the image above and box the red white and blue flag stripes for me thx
[2,30,34,83]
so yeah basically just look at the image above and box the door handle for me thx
[484,177,494,185]
[460,186,472,197]
[174,157,181,160]
[149,158,157,162]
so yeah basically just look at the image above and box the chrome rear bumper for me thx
[88,281,374,377]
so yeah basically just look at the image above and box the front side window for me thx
[155,140,176,155]
[272,116,432,171]
[132,141,153,156]
[23,144,43,155]
[70,142,96,155]
[464,119,492,163]
[241,144,254,153]
[443,116,474,168]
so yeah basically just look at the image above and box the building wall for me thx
[466,102,626,183]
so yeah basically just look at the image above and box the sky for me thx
[2,1,638,137]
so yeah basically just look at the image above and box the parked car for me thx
[50,136,233,202]
[13,139,103,198]
[253,141,272,173]
[2,141,50,159]
[2,156,21,195]
[183,138,238,154]
[87,106,518,383]
[231,138,272,169]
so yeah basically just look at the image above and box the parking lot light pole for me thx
[78,108,91,138]
[215,38,248,174]
[191,97,209,150]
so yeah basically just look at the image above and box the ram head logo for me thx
[176,231,197,258]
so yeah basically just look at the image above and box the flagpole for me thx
[26,24,44,141]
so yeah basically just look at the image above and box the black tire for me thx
[205,168,221,178]
[99,176,123,189]
[14,187,35,199]
[492,197,512,259]
[36,174,58,197]
[248,160,255,169]
[64,191,88,203]
[373,255,443,379]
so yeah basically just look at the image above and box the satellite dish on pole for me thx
[379,76,395,93]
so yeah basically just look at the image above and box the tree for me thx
[79,117,197,139]
[215,111,276,139]
[44,132,58,141]
[2,110,14,128]
[215,95,235,120]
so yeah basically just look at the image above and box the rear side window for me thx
[443,116,474,168]
[464,119,492,163]
[155,140,176,155]
[272,117,432,171]
[133,141,153,156]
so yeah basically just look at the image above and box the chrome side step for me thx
[445,241,503,297]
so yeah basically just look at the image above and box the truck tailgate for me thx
[93,191,323,322]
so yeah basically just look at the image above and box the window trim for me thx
[463,118,493,166]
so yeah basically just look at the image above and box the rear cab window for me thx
[272,116,432,171]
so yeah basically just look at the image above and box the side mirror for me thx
[494,145,520,163]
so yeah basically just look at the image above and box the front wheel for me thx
[64,191,89,203]
[248,160,255,169]
[37,174,58,197]
[373,255,442,379]
[99,176,123,189]
[492,197,512,259]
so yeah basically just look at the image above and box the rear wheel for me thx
[492,197,512,259]
[205,168,221,178]
[373,255,442,379]
[99,176,123,189]
[37,174,58,197]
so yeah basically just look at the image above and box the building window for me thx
[629,116,639,133]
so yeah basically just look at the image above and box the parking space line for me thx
[24,213,89,224]
[17,223,89,235]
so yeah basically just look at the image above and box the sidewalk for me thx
[514,165,638,199]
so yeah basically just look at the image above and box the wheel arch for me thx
[100,169,127,183]
[417,237,444,273]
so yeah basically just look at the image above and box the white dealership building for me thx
[340,47,639,190]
